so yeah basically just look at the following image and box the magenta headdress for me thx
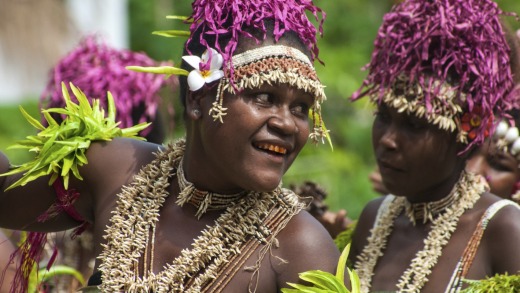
[40,35,176,137]
[351,0,516,150]
[186,0,325,69]
[128,0,330,145]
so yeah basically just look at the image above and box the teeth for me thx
[257,143,287,154]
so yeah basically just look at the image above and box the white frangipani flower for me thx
[182,48,224,91]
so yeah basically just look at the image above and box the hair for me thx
[40,35,177,143]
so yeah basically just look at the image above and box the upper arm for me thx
[484,203,520,274]
[0,138,159,232]
[349,197,385,265]
[274,210,341,289]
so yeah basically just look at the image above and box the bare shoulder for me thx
[480,196,520,274]
[274,209,340,288]
[71,138,164,216]
[80,138,163,183]
[350,196,387,261]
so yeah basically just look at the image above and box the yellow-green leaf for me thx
[126,65,189,76]
[152,30,191,38]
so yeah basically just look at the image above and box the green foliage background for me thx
[2,0,520,219]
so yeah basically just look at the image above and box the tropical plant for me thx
[281,243,360,293]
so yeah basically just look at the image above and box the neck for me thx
[182,137,244,194]
[404,166,465,204]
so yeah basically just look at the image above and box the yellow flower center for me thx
[470,115,481,127]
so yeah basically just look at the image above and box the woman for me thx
[36,34,177,292]
[349,0,520,292]
[465,26,520,204]
[0,0,339,292]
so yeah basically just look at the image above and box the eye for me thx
[291,101,311,117]
[407,118,427,130]
[374,109,391,123]
[253,93,273,105]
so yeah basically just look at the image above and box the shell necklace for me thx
[98,139,305,292]
[355,171,486,293]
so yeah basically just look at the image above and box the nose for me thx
[378,125,398,150]
[267,107,298,135]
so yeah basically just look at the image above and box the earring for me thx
[193,109,201,117]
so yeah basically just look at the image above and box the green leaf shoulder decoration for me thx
[0,82,150,190]
[461,273,520,293]
[281,243,361,293]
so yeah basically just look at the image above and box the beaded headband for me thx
[351,0,515,150]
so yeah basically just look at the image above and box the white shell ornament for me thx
[494,121,509,138]
[511,138,520,156]
[505,127,519,143]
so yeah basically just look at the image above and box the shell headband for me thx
[352,0,515,150]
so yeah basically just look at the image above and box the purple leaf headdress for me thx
[352,0,516,151]
[128,0,331,145]
[40,34,177,138]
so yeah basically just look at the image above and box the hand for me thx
[369,167,388,195]
[318,209,352,238]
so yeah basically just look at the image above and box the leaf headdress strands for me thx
[351,0,517,151]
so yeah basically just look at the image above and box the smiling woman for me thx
[0,0,341,292]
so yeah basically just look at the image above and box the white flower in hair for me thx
[182,48,224,91]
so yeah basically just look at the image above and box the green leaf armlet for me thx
[281,243,361,293]
[0,82,150,191]
[461,273,520,293]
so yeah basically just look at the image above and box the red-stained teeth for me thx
[256,143,287,155]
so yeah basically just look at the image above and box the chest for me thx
[369,214,490,293]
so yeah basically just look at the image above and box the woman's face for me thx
[193,81,313,193]
[466,139,520,199]
[372,104,461,201]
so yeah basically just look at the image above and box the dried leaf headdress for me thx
[129,0,331,145]
[352,0,516,150]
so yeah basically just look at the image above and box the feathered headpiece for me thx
[352,0,516,150]
[129,0,331,145]
[40,35,176,137]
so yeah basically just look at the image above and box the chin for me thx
[247,178,282,193]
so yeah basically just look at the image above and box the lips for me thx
[378,160,405,172]
[255,142,288,155]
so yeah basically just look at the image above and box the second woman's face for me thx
[372,104,461,201]
[196,82,313,193]
[466,140,520,199]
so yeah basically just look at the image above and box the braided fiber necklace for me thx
[98,139,305,292]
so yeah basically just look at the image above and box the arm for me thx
[0,152,80,232]
[275,210,341,290]
[485,203,520,274]
[0,230,18,293]
[348,196,385,266]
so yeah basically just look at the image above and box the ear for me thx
[186,89,204,120]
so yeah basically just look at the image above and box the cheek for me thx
[295,120,310,149]
[488,171,519,197]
